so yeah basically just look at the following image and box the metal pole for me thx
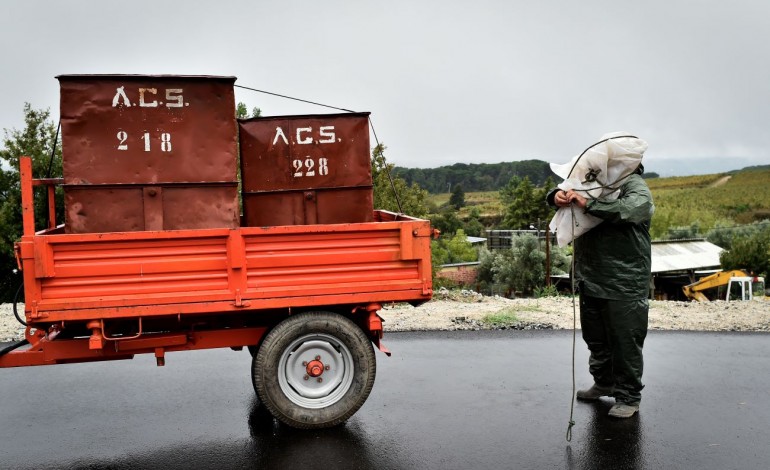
[20,157,35,237]
[545,226,551,287]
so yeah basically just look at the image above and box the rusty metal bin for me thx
[64,184,239,233]
[239,112,373,226]
[58,74,239,232]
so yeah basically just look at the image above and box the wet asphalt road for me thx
[1,330,769,470]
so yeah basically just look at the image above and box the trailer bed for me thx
[19,211,432,322]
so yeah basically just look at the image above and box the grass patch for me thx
[427,191,504,220]
[481,307,528,326]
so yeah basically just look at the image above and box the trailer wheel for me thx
[252,311,376,429]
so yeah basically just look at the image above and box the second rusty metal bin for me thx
[238,112,373,226]
[58,74,239,233]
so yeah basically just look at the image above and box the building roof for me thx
[651,239,723,274]
[440,261,481,268]
[466,236,487,245]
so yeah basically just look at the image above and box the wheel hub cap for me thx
[306,359,325,377]
[278,334,355,408]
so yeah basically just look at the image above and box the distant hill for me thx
[643,157,769,177]
[393,160,551,194]
[728,164,770,174]
[395,158,769,194]
[438,167,770,239]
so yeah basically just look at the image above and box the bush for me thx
[534,285,560,298]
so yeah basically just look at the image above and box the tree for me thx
[449,184,465,209]
[499,175,555,230]
[667,221,702,240]
[476,236,571,296]
[533,176,557,222]
[476,246,496,289]
[463,207,485,237]
[491,234,546,296]
[371,143,428,217]
[500,176,536,228]
[236,102,262,119]
[720,229,770,277]
[431,229,478,281]
[549,243,573,277]
[430,208,462,236]
[0,103,62,300]
[393,159,552,193]
[236,102,248,118]
[707,219,769,250]
[442,229,477,264]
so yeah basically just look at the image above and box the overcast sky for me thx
[1,0,768,176]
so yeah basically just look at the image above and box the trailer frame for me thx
[2,156,433,369]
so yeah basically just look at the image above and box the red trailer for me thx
[0,75,434,429]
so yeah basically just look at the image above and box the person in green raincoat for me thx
[548,165,654,418]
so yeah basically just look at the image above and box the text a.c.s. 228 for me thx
[271,125,340,179]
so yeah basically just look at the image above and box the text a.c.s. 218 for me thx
[111,86,188,109]
[110,85,188,153]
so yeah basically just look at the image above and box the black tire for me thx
[249,345,260,397]
[252,311,376,429]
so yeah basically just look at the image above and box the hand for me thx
[566,190,587,209]
[554,190,571,207]
[554,190,587,209]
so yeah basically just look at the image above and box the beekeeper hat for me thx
[549,132,648,181]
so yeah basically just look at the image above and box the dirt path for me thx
[710,175,732,187]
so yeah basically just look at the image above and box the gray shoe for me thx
[608,402,639,418]
[576,384,614,401]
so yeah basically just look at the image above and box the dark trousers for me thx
[580,295,649,404]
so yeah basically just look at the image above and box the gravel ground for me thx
[1,303,26,342]
[379,288,770,332]
[2,289,769,342]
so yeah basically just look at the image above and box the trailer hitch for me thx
[87,318,144,350]
[353,303,391,357]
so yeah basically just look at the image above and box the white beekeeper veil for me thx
[549,132,648,247]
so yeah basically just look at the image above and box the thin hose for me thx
[13,282,27,327]
[0,339,29,357]
[233,84,356,113]
[46,120,61,178]
[0,282,29,358]
[43,120,61,229]
[565,204,577,442]
[369,117,404,214]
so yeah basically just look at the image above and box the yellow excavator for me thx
[682,270,766,302]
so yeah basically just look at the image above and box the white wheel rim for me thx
[278,333,354,409]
